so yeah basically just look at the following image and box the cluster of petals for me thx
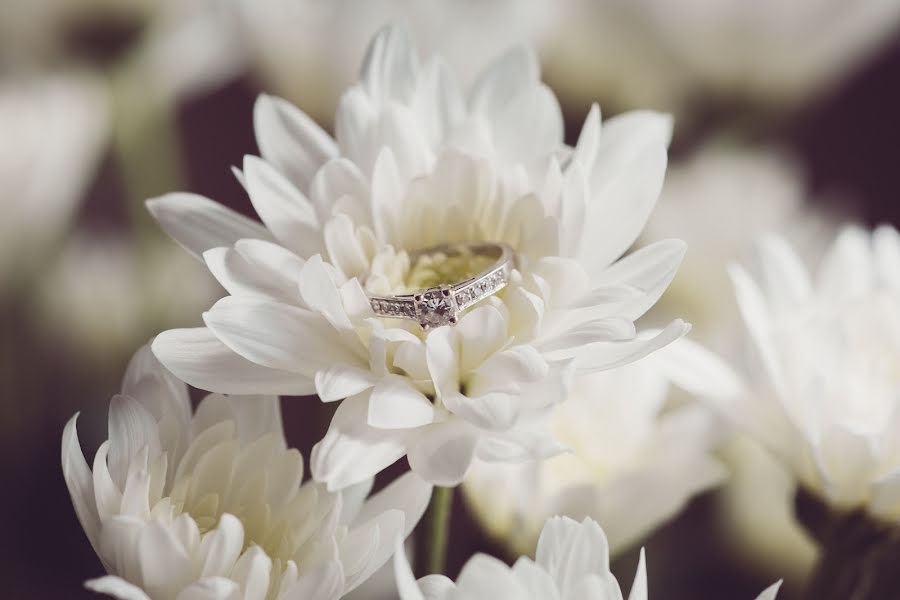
[716,225,900,519]
[148,25,688,488]
[62,344,431,600]
[463,336,733,555]
[394,515,782,600]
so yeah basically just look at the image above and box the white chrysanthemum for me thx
[394,515,783,600]
[462,337,729,557]
[0,73,107,292]
[543,0,900,114]
[640,145,839,577]
[236,0,556,126]
[715,225,900,520]
[36,232,221,365]
[62,344,431,600]
[149,25,688,489]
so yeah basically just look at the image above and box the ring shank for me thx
[367,242,515,323]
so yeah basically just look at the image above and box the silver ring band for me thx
[367,242,516,329]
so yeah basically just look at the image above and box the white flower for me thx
[0,73,108,292]
[462,337,729,557]
[62,343,432,600]
[644,144,839,355]
[0,0,243,105]
[394,515,783,600]
[542,0,900,113]
[149,25,688,489]
[235,0,556,126]
[36,232,221,364]
[715,225,900,520]
[640,145,838,577]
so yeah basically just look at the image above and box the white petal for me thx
[137,521,192,597]
[353,471,433,537]
[568,103,601,175]
[454,554,528,597]
[204,245,301,303]
[818,225,873,301]
[309,158,370,224]
[535,517,620,599]
[146,193,273,259]
[470,46,539,120]
[490,84,563,166]
[407,423,478,486]
[84,576,151,600]
[108,395,161,488]
[253,94,337,193]
[510,558,560,600]
[418,575,455,600]
[152,327,315,395]
[234,238,306,296]
[368,375,435,429]
[755,581,783,600]
[425,327,460,401]
[539,318,636,359]
[874,225,900,289]
[192,393,284,446]
[311,393,409,491]
[341,509,405,593]
[360,25,419,105]
[229,547,271,600]
[627,549,647,600]
[756,233,812,310]
[582,111,672,272]
[575,320,690,374]
[648,335,745,400]
[298,255,353,330]
[729,265,782,391]
[456,305,508,374]
[62,415,101,553]
[315,365,377,402]
[199,514,245,578]
[589,239,686,321]
[203,296,361,375]
[283,561,344,600]
[243,155,321,257]
[176,578,241,600]
[393,542,426,600]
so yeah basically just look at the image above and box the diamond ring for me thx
[367,242,516,329]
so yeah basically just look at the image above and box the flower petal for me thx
[62,414,101,553]
[253,94,337,193]
[407,423,478,486]
[152,327,315,395]
[311,393,409,491]
[368,375,435,429]
[84,576,152,600]
[146,193,273,259]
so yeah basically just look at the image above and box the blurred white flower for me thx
[236,0,555,126]
[0,73,108,292]
[63,344,432,600]
[644,144,838,355]
[642,145,838,577]
[36,232,221,365]
[463,337,729,557]
[715,225,900,520]
[0,0,244,105]
[543,0,900,114]
[394,515,783,600]
[149,25,687,489]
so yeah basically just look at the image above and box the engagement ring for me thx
[367,241,516,329]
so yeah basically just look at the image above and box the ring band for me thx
[367,242,516,329]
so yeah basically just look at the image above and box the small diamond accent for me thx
[416,289,457,329]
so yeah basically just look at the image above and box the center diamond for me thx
[415,287,458,329]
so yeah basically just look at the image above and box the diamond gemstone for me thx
[416,289,456,328]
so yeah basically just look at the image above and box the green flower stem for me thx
[419,485,454,577]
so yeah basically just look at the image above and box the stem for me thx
[419,485,454,577]
[797,488,900,599]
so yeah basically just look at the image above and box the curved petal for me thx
[152,328,315,395]
[311,393,410,491]
[407,423,478,486]
[62,414,101,553]
[84,576,152,600]
[146,193,273,259]
[253,94,337,193]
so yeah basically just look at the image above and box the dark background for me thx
[3,26,900,600]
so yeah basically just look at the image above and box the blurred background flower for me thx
[1,0,900,598]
